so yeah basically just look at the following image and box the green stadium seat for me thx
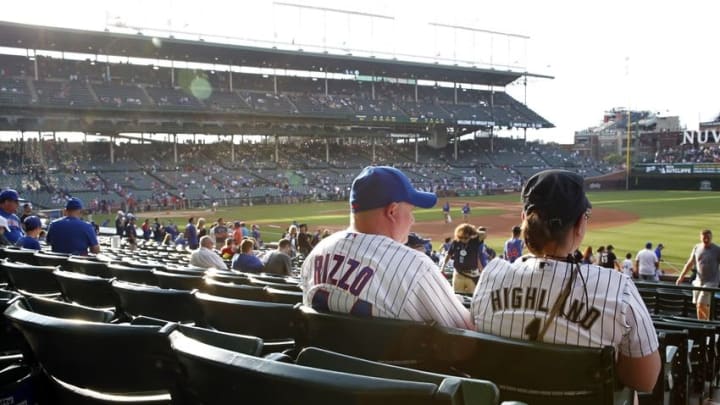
[296,347,499,405]
[53,269,118,309]
[169,329,468,405]
[437,327,632,405]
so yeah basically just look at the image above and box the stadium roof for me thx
[0,20,552,87]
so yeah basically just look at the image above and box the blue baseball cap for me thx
[23,215,41,231]
[350,166,437,213]
[0,189,19,202]
[66,198,83,211]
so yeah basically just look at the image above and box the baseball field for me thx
[93,190,720,275]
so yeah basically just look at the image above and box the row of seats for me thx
[2,246,700,404]
[0,292,629,405]
[0,250,629,404]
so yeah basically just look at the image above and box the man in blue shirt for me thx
[503,225,524,263]
[46,198,99,255]
[0,189,24,244]
[185,217,199,250]
[654,243,664,262]
[231,239,263,273]
[15,216,42,250]
[462,203,471,222]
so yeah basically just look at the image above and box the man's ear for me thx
[384,202,399,223]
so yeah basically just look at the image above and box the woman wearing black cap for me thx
[470,169,660,392]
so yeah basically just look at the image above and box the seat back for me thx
[249,278,302,292]
[168,329,456,405]
[294,305,438,366]
[439,327,618,405]
[657,290,691,317]
[33,252,70,269]
[195,293,296,340]
[4,300,176,394]
[112,281,202,323]
[108,264,158,286]
[66,257,112,278]
[0,289,25,352]
[52,270,117,308]
[154,270,204,291]
[25,295,115,323]
[204,270,251,284]
[2,260,61,295]
[2,248,38,265]
[265,287,302,305]
[200,279,269,301]
[297,347,499,405]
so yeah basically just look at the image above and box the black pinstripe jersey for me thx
[471,257,658,358]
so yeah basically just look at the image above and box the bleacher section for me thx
[0,55,549,128]
[0,137,616,209]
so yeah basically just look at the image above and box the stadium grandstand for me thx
[0,14,716,405]
[0,21,620,210]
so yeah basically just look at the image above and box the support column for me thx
[415,135,419,163]
[325,77,329,96]
[454,83,458,104]
[38,133,44,166]
[454,131,458,161]
[173,134,178,164]
[325,138,330,163]
[371,78,375,100]
[20,131,24,171]
[170,61,175,86]
[229,70,233,91]
[490,127,494,154]
[372,137,376,162]
[33,54,39,81]
[275,135,279,162]
[110,135,115,164]
[414,81,418,102]
[231,134,235,163]
[273,76,278,94]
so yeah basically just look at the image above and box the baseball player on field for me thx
[300,166,472,329]
[442,201,452,224]
[675,229,720,320]
[471,169,660,393]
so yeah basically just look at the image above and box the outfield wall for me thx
[630,174,718,191]
[630,163,720,191]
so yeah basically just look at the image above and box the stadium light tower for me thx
[427,22,529,70]
[273,2,395,55]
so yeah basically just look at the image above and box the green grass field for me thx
[91,190,720,274]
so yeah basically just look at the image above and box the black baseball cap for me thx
[522,169,591,229]
[405,232,429,247]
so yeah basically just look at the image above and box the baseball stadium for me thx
[0,4,715,405]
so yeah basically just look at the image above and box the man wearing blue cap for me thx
[46,198,99,255]
[300,166,472,329]
[0,189,24,244]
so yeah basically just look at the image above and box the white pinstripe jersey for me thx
[471,257,658,358]
[300,230,472,329]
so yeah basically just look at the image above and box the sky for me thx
[2,0,719,144]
